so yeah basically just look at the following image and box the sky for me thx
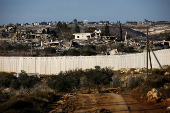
[0,0,170,25]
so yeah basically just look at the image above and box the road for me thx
[72,93,129,113]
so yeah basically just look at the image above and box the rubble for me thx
[147,88,162,101]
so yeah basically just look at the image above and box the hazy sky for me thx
[0,0,170,25]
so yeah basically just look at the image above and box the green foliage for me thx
[159,88,170,100]
[0,42,29,52]
[0,72,15,88]
[96,45,107,54]
[56,21,70,32]
[144,75,170,88]
[47,67,113,92]
[0,72,15,80]
[42,29,46,34]
[47,69,84,92]
[83,66,113,91]
[47,74,71,92]
[18,72,39,89]
[165,34,170,41]
[119,23,122,41]
[56,21,71,39]
[153,69,164,75]
[63,49,80,56]
[86,27,96,33]
[44,47,56,54]
[11,79,20,90]
[74,24,80,33]
[56,21,62,31]
[81,50,96,56]
[73,19,77,23]
[0,92,59,113]
[0,79,11,88]
[127,75,144,89]
[104,24,110,36]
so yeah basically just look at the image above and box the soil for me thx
[47,89,170,113]
[71,93,129,113]
[122,94,167,113]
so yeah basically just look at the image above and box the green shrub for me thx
[127,75,144,89]
[0,72,15,80]
[143,74,170,88]
[153,69,164,75]
[159,88,170,100]
[112,77,120,88]
[0,72,15,88]
[0,79,11,88]
[47,67,114,92]
[18,72,39,89]
[11,79,20,90]
[47,74,71,92]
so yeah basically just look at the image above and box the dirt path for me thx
[73,93,129,113]
[122,94,166,113]
[47,91,167,113]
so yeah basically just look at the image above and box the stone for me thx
[147,91,153,100]
[164,72,170,75]
[167,106,170,111]
[147,88,162,101]
[2,88,12,93]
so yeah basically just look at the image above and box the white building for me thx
[73,33,92,40]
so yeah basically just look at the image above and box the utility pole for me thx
[149,49,153,75]
[146,26,149,78]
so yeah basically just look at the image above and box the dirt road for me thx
[72,93,129,113]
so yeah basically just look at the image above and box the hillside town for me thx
[0,19,170,56]
[1,0,170,112]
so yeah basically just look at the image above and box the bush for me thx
[0,72,15,88]
[153,69,164,75]
[0,72,15,80]
[159,88,170,100]
[47,67,114,92]
[143,74,170,88]
[127,75,144,89]
[11,79,20,90]
[44,47,56,54]
[112,77,120,88]
[47,74,72,92]
[0,79,11,88]
[18,72,39,89]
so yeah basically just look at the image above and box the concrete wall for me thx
[0,49,170,75]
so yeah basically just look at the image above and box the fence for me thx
[0,49,170,75]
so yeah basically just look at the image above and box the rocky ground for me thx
[45,88,170,113]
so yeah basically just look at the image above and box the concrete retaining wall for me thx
[0,49,170,75]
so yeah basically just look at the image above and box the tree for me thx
[165,34,170,41]
[74,24,80,33]
[119,23,122,41]
[63,49,80,56]
[86,27,96,33]
[42,29,46,34]
[11,79,20,89]
[73,19,77,23]
[18,72,39,89]
[56,21,62,31]
[104,24,110,36]
[44,47,56,54]
[56,21,71,39]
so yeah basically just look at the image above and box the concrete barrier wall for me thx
[0,49,170,75]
